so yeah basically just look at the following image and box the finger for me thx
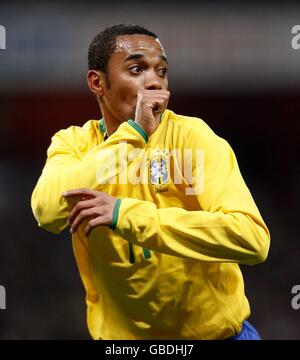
[139,90,169,100]
[139,89,170,96]
[64,194,83,211]
[62,188,101,198]
[71,208,99,233]
[152,99,169,113]
[153,107,164,114]
[145,95,170,103]
[68,199,94,226]
[143,94,170,102]
[85,216,109,237]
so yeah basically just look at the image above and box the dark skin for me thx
[63,34,170,236]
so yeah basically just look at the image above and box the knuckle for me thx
[103,205,110,213]
[140,98,148,105]
[94,197,102,206]
[75,203,84,212]
[81,209,89,216]
[79,188,89,195]
[88,218,96,227]
[96,206,104,214]
[77,203,84,210]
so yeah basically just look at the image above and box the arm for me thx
[31,120,148,234]
[114,122,270,265]
[32,89,170,235]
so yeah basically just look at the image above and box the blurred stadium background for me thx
[0,0,299,339]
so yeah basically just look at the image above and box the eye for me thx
[158,67,168,77]
[129,65,142,74]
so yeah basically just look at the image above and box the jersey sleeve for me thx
[31,121,148,234]
[114,119,270,265]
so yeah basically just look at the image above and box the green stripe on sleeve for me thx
[142,248,151,259]
[110,198,122,230]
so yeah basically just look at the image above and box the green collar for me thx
[99,118,108,140]
[99,113,164,140]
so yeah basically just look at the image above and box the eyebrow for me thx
[124,53,168,65]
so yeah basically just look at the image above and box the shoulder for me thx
[47,119,100,155]
[166,109,225,148]
[166,110,238,169]
[52,119,99,141]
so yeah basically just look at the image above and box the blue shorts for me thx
[230,321,262,340]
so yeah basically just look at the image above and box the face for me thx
[94,34,169,124]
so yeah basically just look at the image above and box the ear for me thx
[87,70,105,96]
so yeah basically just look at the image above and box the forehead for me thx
[113,34,166,58]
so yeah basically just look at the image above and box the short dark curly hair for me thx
[88,24,158,73]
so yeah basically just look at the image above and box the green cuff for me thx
[128,119,148,143]
[110,198,122,230]
[142,248,151,259]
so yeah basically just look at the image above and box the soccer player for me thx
[31,24,270,340]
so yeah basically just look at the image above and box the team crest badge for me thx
[149,150,170,191]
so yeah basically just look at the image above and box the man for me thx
[31,24,270,340]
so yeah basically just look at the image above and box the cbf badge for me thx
[149,150,170,192]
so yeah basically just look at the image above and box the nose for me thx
[144,70,163,90]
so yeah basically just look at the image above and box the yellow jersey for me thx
[31,109,270,339]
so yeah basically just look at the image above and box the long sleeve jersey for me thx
[31,109,270,339]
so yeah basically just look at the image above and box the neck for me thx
[99,105,127,137]
[103,116,121,136]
